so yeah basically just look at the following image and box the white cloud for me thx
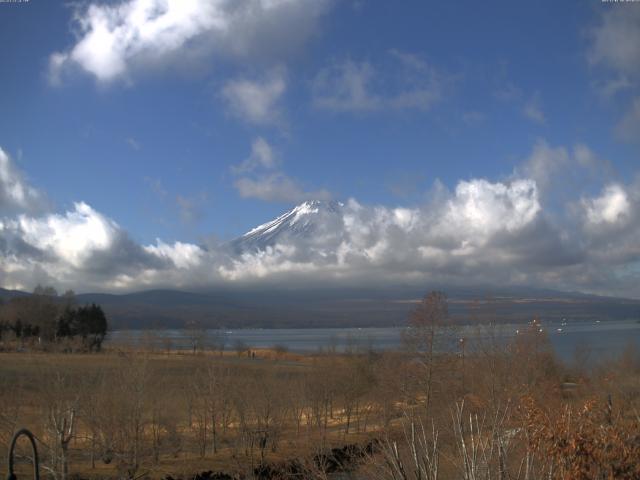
[516,140,611,196]
[0,200,208,291]
[583,183,631,227]
[144,239,203,269]
[50,0,223,83]
[219,243,317,281]
[232,137,279,174]
[573,143,603,169]
[221,69,287,125]
[518,140,570,189]
[2,141,640,297]
[596,76,633,98]
[234,173,331,203]
[588,7,640,79]
[250,137,277,169]
[0,148,45,214]
[442,179,540,240]
[232,137,329,203]
[13,202,120,268]
[313,60,378,112]
[219,179,542,283]
[312,51,446,113]
[492,79,549,126]
[219,145,640,295]
[49,0,331,84]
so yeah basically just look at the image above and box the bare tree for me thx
[187,371,210,458]
[94,355,150,479]
[77,370,105,470]
[338,355,374,435]
[148,372,172,465]
[0,376,24,453]
[305,360,337,448]
[205,363,234,455]
[40,369,78,480]
[286,373,307,437]
[402,291,452,413]
[185,320,206,355]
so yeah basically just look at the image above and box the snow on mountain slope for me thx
[230,200,344,253]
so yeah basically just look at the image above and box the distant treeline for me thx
[0,285,108,351]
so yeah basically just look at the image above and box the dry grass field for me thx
[0,347,380,479]
[1,317,639,479]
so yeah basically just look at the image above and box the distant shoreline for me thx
[106,319,640,363]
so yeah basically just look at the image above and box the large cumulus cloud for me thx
[49,0,332,84]
[0,202,169,291]
[210,165,639,298]
[1,142,640,297]
[218,180,550,286]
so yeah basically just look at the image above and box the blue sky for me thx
[1,0,640,295]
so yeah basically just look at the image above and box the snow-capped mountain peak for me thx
[231,200,344,253]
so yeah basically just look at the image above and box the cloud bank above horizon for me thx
[1,143,639,298]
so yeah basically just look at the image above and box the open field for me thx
[2,318,640,479]
[0,347,381,479]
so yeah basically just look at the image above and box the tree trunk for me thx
[91,433,96,469]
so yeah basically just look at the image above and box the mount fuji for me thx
[230,200,345,253]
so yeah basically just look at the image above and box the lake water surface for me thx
[108,319,640,364]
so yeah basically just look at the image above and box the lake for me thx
[107,319,640,364]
